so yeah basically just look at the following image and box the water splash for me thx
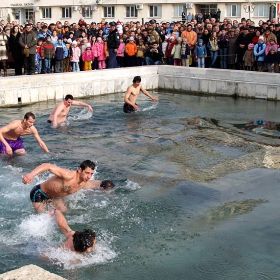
[142,103,158,112]
[68,108,93,121]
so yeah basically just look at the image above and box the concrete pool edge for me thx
[0,264,66,280]
[0,66,280,107]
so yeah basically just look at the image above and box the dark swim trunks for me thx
[0,137,24,153]
[47,120,52,123]
[30,184,49,203]
[123,103,137,113]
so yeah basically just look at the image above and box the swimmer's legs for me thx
[52,199,68,213]
[14,148,27,155]
[32,202,47,213]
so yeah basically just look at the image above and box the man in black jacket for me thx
[145,43,164,65]
[19,23,37,75]
[107,21,120,68]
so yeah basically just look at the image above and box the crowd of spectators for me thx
[0,13,280,76]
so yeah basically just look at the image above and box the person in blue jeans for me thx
[145,43,164,65]
[217,29,229,69]
[195,39,207,68]
[207,31,219,68]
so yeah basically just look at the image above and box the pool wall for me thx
[0,65,279,107]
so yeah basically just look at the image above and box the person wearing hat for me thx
[235,26,251,70]
[265,45,279,72]
[53,35,68,73]
[243,43,255,71]
[41,35,55,74]
[125,37,137,67]
[254,35,266,71]
[81,42,93,71]
[149,19,165,45]
[262,27,277,45]
[19,23,37,75]
[107,21,120,68]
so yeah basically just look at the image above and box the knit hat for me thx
[248,43,254,48]
[198,39,203,43]
[129,36,134,41]
[58,35,63,40]
[86,42,91,47]
[72,40,77,45]
[259,36,264,41]
[270,46,276,51]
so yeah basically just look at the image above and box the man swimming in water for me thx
[22,160,114,213]
[123,76,158,113]
[50,209,96,253]
[47,94,93,128]
[0,112,49,155]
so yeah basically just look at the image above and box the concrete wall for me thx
[0,65,279,107]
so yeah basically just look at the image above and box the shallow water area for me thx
[0,92,280,279]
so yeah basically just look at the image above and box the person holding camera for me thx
[145,42,164,65]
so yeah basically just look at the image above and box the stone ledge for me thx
[0,265,66,280]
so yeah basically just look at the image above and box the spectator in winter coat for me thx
[41,35,55,73]
[181,38,190,67]
[254,35,266,71]
[265,46,279,72]
[96,37,106,69]
[243,43,255,71]
[125,37,137,67]
[54,36,68,73]
[145,43,164,65]
[70,40,81,72]
[82,43,94,71]
[171,37,182,66]
[217,29,229,69]
[116,37,125,67]
[195,38,207,68]
[91,36,98,70]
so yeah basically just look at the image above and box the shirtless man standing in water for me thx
[22,160,114,213]
[123,76,158,113]
[0,112,49,155]
[48,94,93,128]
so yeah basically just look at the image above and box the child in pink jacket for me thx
[96,37,106,69]
[117,37,125,67]
[70,40,81,72]
[82,43,94,71]
[91,36,98,70]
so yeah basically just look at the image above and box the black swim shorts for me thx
[47,120,52,123]
[123,103,136,113]
[30,184,49,203]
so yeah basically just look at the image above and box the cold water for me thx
[0,92,280,280]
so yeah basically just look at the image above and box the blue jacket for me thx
[54,42,68,60]
[254,42,266,62]
[195,44,207,57]
[37,30,52,41]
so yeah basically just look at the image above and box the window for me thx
[149,5,162,18]
[42,8,52,19]
[199,4,217,16]
[126,6,137,17]
[82,7,92,18]
[253,4,269,17]
[62,7,72,18]
[226,4,241,17]
[174,5,186,17]
[104,6,115,18]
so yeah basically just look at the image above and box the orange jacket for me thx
[125,42,137,56]
[181,30,197,47]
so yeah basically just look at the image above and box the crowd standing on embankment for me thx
[1,12,280,76]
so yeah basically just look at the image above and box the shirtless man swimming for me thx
[22,160,114,213]
[123,76,158,113]
[50,209,96,253]
[48,94,93,128]
[0,112,49,155]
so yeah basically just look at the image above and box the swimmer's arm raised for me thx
[22,163,72,184]
[31,126,49,153]
[72,100,93,112]
[124,87,139,110]
[84,180,101,189]
[50,209,74,239]
[140,85,158,102]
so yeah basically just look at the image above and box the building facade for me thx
[0,0,278,25]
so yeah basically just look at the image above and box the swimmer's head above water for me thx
[100,180,115,189]
[133,76,141,83]
[73,229,96,253]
